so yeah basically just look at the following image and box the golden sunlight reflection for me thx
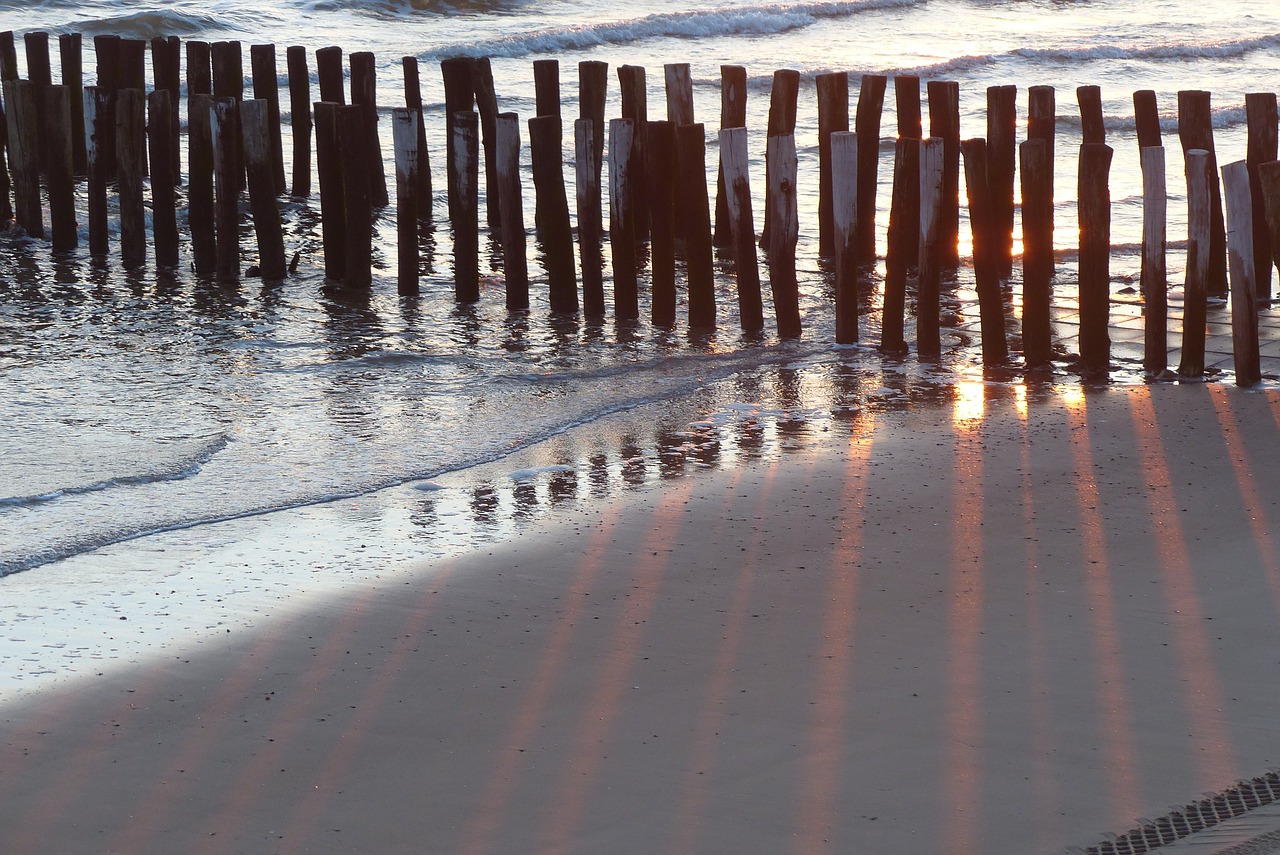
[952,379,986,427]
[1014,384,1028,420]
[1059,385,1086,409]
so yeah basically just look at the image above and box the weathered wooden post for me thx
[1178,90,1228,296]
[286,46,312,197]
[147,90,179,267]
[392,106,420,295]
[609,117,639,320]
[316,45,344,103]
[679,122,716,329]
[578,60,608,173]
[150,36,181,183]
[617,65,649,238]
[495,112,528,310]
[250,44,286,195]
[1019,138,1053,366]
[895,74,922,138]
[533,59,560,119]
[761,69,799,249]
[854,74,886,267]
[1179,148,1212,377]
[45,85,76,252]
[881,138,918,354]
[241,98,288,279]
[714,64,747,248]
[0,99,11,224]
[187,40,212,97]
[986,84,1016,277]
[188,93,218,275]
[917,136,945,358]
[313,101,347,280]
[338,103,372,290]
[349,52,389,207]
[719,126,764,333]
[25,31,52,174]
[1222,159,1262,386]
[816,71,849,257]
[1076,84,1105,144]
[831,130,859,344]
[1028,85,1055,272]
[119,38,146,91]
[117,88,148,267]
[529,113,578,313]
[927,80,960,269]
[84,86,108,255]
[400,57,431,216]
[1245,92,1277,297]
[60,33,86,176]
[1078,142,1113,371]
[1259,161,1280,294]
[574,117,604,317]
[962,137,1007,364]
[647,119,678,327]
[210,96,242,279]
[3,80,42,238]
[894,75,921,266]
[0,31,16,81]
[1140,146,1168,374]
[212,41,243,188]
[451,110,480,302]
[92,35,120,179]
[766,131,801,338]
[664,63,695,126]
[474,58,501,233]
[1134,90,1161,148]
[441,57,476,222]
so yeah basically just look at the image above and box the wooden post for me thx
[720,126,764,333]
[440,57,476,222]
[316,45,344,104]
[188,93,217,275]
[287,46,312,197]
[1140,146,1168,374]
[1179,148,1211,378]
[1133,89,1161,148]
[210,96,242,279]
[212,41,243,191]
[961,137,1007,364]
[831,130,858,344]
[766,132,801,338]
[895,74,922,138]
[148,36,179,185]
[241,99,288,279]
[1078,142,1113,371]
[617,65,649,238]
[0,31,15,81]
[1028,85,1055,273]
[678,122,716,329]
[83,86,108,254]
[533,59,560,119]
[392,107,420,295]
[1245,92,1277,298]
[647,120,678,327]
[664,63,694,126]
[0,84,13,222]
[25,31,52,174]
[1076,84,1105,144]
[495,112,528,310]
[609,117,638,320]
[894,75,921,266]
[116,88,147,267]
[451,110,480,302]
[1178,90,1228,296]
[816,71,849,257]
[1222,159,1262,385]
[473,58,501,233]
[186,41,212,96]
[119,38,146,91]
[917,137,944,358]
[529,114,577,313]
[574,117,604,317]
[92,35,120,179]
[147,90,179,267]
[45,85,76,251]
[714,64,747,248]
[927,80,961,269]
[1257,162,1280,305]
[761,69,800,248]
[3,80,41,238]
[60,34,86,176]
[401,57,432,218]
[1134,91,1162,301]
[313,101,347,280]
[854,73,886,266]
[349,52,389,208]
[338,104,372,290]
[881,138,918,353]
[578,60,608,172]
[250,44,286,195]
[1019,139,1053,366]
[986,84,1016,277]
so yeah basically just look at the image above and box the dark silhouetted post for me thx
[574,117,604,317]
[287,46,312,197]
[1179,148,1211,378]
[917,136,944,358]
[1020,139,1053,366]
[609,117,639,320]
[188,93,217,273]
[4,80,41,237]
[648,120,677,327]
[210,96,242,279]
[679,123,716,329]
[1140,146,1168,374]
[1078,142,1113,371]
[961,137,1007,364]
[83,87,108,254]
[761,69,799,249]
[313,101,347,280]
[881,138,918,354]
[392,107,420,295]
[1178,90,1228,296]
[250,44,286,194]
[1134,90,1161,149]
[495,112,528,310]
[529,113,577,313]
[60,34,86,175]
[474,58,501,233]
[1076,84,1104,144]
[816,71,848,257]
[1245,92,1277,298]
[986,84,1016,277]
[1028,85,1055,273]
[766,132,801,338]
[45,85,76,251]
[831,130,858,344]
[401,57,431,217]
[854,74,886,266]
[927,80,960,269]
[147,90,179,266]
[617,65,649,239]
[350,52,388,207]
[241,99,288,279]
[714,65,747,249]
[720,126,763,333]
[1222,159,1261,386]
[316,45,344,104]
[338,104,372,290]
[451,110,480,302]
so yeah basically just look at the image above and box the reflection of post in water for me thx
[548,467,577,506]
[619,437,647,487]
[684,428,721,469]
[471,486,499,526]
[587,453,610,498]
[774,366,807,442]
[409,498,439,537]
[655,428,687,479]
[512,479,538,519]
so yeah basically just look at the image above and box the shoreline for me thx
[4,382,1280,853]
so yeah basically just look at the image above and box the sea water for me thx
[1,0,1278,689]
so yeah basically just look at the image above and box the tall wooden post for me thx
[3,80,42,238]
[495,112,528,310]
[186,41,212,97]
[474,58,501,234]
[83,86,108,255]
[0,31,16,81]
[313,101,347,280]
[150,36,181,184]
[1134,90,1161,148]
[117,88,147,267]
[917,137,945,358]
[25,31,52,175]
[210,96,242,279]
[1078,142,1113,371]
[854,74,886,267]
[147,90,179,267]
[350,52,388,207]
[1222,159,1262,386]
[400,57,430,217]
[894,75,921,266]
[986,84,1017,277]
[647,120,678,328]
[767,132,801,338]
[1178,90,1228,296]
[816,71,849,257]
[45,85,76,251]
[720,126,763,334]
[1028,85,1055,273]
[60,34,86,176]
[578,60,608,172]
[962,138,1007,364]
[574,117,604,317]
[392,107,420,295]
[609,118,639,320]
[93,35,120,179]
[1259,161,1280,298]
[533,59,560,119]
[1076,85,1105,144]
[188,93,217,274]
[451,110,480,302]
[212,41,244,188]
[1179,148,1212,378]
[617,65,649,238]
[714,65,747,248]
[1020,139,1053,366]
[250,44,286,195]
[881,138,918,353]
[440,57,476,223]
[287,46,312,197]
[241,99,288,279]
[679,123,716,329]
[1140,146,1168,374]
[316,45,344,104]
[1245,92,1277,298]
[761,69,799,249]
[529,114,577,313]
[831,131,859,344]
[338,104,372,290]
[927,80,960,269]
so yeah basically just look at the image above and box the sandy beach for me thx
[3,382,1280,854]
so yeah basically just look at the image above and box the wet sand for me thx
[3,382,1280,854]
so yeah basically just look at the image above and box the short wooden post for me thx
[313,101,347,280]
[1076,85,1105,144]
[529,114,577,313]
[241,98,288,279]
[451,110,480,302]
[349,52,389,207]
[894,75,921,266]
[664,63,694,126]
[25,31,52,174]
[316,45,344,104]
[392,106,420,295]
[761,69,799,249]
[474,58,501,233]
[338,103,372,290]
[679,122,716,329]
[609,117,639,320]
[854,73,886,266]
[831,130,858,344]
[3,80,41,238]
[287,46,312,197]
[250,44,287,195]
[1019,138,1053,366]
[574,117,604,317]
[617,65,649,238]
[210,96,242,279]
[766,132,801,338]
[720,126,763,334]
[83,86,108,255]
[1245,92,1277,298]
[1178,90,1228,296]
[816,71,849,257]
[714,64,747,248]
[961,137,1007,364]
[647,120,678,327]
[927,80,960,269]
[1257,162,1280,302]
[1078,142,1113,371]
[147,90,179,267]
[45,85,76,251]
[93,35,120,179]
[1133,90,1161,148]
[1222,159,1262,386]
[116,88,147,267]
[188,93,217,275]
[1180,148,1211,378]
[401,57,431,217]
[60,34,86,176]
[986,84,1017,278]
[440,57,476,222]
[533,59,560,119]
[1028,85,1055,272]
[186,41,212,96]
[495,112,528,310]
[881,137,918,353]
[917,136,945,358]
[1140,146,1168,374]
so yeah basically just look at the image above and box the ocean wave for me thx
[69,10,228,40]
[419,0,923,60]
